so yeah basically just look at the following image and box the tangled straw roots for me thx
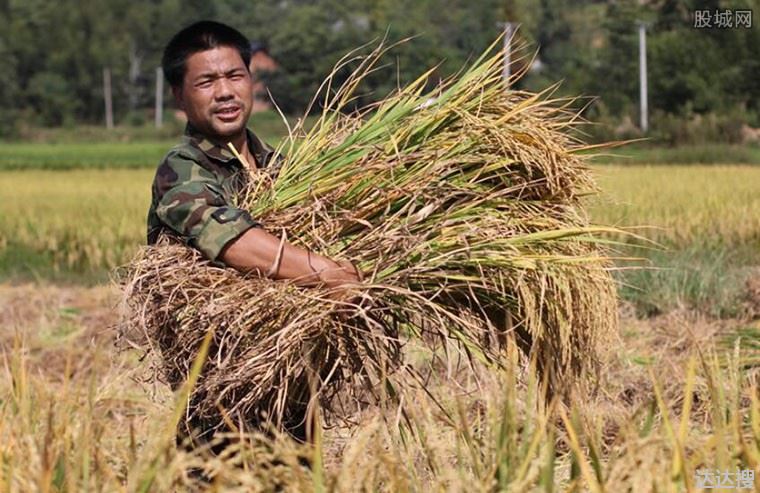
[122,240,403,433]
[122,239,508,434]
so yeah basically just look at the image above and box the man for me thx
[147,20,362,452]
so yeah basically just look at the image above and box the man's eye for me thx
[230,73,244,80]
[197,80,213,88]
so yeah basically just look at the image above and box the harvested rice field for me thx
[0,161,759,491]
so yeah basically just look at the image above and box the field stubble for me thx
[1,283,759,491]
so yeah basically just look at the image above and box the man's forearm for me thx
[219,227,347,286]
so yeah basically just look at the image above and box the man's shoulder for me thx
[152,140,217,191]
[160,138,207,168]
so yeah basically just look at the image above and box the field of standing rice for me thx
[2,164,759,279]
[1,157,759,491]
[591,165,760,246]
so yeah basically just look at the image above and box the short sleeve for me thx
[153,152,261,265]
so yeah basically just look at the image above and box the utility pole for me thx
[638,22,648,133]
[103,67,114,129]
[155,67,163,128]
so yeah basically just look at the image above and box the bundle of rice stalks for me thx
[120,37,619,438]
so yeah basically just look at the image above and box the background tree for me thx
[0,0,757,144]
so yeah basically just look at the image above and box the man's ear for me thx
[172,86,185,111]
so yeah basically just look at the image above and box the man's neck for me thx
[187,124,256,168]
[226,131,247,154]
[225,131,257,169]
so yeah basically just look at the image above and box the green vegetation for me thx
[612,244,755,318]
[0,111,314,169]
[4,140,760,171]
[0,142,170,170]
[1,1,758,145]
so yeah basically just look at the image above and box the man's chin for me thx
[210,120,247,140]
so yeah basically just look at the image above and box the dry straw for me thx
[120,36,619,439]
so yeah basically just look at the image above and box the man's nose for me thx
[213,78,234,100]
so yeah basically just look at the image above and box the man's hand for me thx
[317,260,365,321]
[318,259,363,302]
[317,259,363,288]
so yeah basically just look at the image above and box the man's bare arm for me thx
[219,227,361,287]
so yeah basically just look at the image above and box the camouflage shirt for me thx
[146,124,283,266]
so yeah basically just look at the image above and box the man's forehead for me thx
[185,46,246,76]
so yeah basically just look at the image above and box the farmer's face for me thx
[174,46,253,142]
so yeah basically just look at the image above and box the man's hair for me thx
[162,20,252,88]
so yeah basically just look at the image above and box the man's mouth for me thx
[214,104,242,122]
